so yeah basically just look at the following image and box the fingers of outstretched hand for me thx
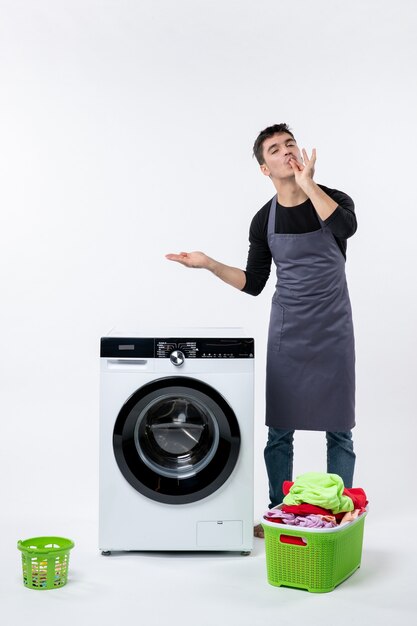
[165,252,189,263]
[165,252,199,267]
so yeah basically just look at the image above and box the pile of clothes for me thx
[263,472,368,542]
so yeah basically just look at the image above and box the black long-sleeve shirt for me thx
[242,184,357,296]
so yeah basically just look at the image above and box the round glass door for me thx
[135,394,220,479]
[113,377,240,504]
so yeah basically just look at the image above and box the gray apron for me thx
[266,196,355,431]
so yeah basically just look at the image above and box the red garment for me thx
[281,503,334,516]
[281,504,346,521]
[344,487,368,509]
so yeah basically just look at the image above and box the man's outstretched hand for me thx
[165,251,211,269]
[166,251,246,289]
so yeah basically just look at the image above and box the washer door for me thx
[113,377,241,504]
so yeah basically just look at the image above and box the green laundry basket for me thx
[17,536,74,590]
[262,508,367,593]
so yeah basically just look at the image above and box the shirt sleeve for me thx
[241,207,272,296]
[321,186,357,239]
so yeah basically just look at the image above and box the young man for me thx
[166,123,357,538]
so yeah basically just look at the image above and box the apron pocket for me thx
[268,299,284,352]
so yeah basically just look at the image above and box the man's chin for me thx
[271,171,296,183]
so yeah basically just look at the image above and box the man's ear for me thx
[260,164,270,177]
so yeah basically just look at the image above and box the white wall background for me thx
[1,0,416,533]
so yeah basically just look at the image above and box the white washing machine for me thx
[99,329,254,554]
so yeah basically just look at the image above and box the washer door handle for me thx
[170,350,185,366]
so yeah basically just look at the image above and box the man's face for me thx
[260,132,303,181]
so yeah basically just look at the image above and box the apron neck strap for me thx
[268,196,277,236]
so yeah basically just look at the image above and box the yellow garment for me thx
[282,472,354,514]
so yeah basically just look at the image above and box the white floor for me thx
[3,513,416,625]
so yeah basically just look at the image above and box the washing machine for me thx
[99,329,254,554]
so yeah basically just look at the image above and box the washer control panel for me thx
[101,337,254,359]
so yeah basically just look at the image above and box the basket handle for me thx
[279,534,307,546]
[17,541,55,554]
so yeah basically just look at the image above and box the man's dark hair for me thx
[253,123,295,165]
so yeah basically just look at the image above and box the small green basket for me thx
[17,536,74,590]
[262,509,367,593]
